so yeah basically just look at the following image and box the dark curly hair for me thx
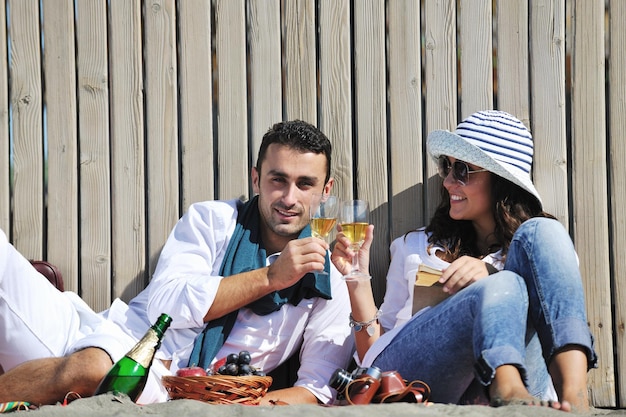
[256,120,332,184]
[423,173,555,262]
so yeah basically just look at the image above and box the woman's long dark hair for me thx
[424,173,555,262]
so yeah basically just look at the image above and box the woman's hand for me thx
[440,256,491,294]
[331,224,375,277]
[331,223,379,361]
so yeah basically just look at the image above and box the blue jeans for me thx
[372,218,597,404]
[505,218,597,367]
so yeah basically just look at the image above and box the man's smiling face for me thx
[252,143,331,253]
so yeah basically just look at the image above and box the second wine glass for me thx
[339,200,371,281]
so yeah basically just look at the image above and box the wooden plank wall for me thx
[570,0,612,405]
[0,0,622,408]
[609,0,626,406]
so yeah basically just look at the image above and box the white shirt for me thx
[109,199,354,403]
[358,228,503,367]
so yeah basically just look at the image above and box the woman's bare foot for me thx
[550,346,591,413]
[490,395,570,411]
[489,365,571,412]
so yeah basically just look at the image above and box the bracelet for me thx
[349,309,381,337]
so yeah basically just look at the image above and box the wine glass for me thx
[309,193,339,275]
[339,200,371,281]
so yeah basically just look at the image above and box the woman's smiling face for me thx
[442,157,493,226]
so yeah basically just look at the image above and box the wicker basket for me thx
[162,375,273,405]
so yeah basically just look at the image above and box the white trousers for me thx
[0,230,169,403]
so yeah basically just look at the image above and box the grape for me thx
[238,350,251,365]
[238,364,253,375]
[224,363,239,375]
[215,351,265,376]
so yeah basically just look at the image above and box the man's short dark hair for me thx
[256,120,332,183]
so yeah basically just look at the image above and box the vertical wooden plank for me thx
[571,0,613,407]
[144,0,179,274]
[388,0,423,234]
[41,0,79,292]
[215,0,248,201]
[423,0,457,220]
[458,0,493,118]
[179,0,215,209]
[496,0,530,125]
[387,0,427,239]
[317,0,350,255]
[319,0,352,202]
[0,0,9,233]
[353,0,387,302]
[8,0,43,258]
[109,1,147,301]
[529,0,569,224]
[75,0,111,311]
[247,0,281,166]
[283,0,316,123]
[609,0,626,407]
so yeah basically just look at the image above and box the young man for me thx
[0,120,353,405]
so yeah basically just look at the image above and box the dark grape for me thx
[216,351,264,376]
[238,350,251,365]
[238,364,253,375]
[224,363,239,375]
[226,353,239,364]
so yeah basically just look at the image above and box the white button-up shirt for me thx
[110,199,354,403]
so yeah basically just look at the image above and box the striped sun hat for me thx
[426,110,542,207]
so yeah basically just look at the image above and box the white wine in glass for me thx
[310,194,339,238]
[339,200,371,281]
[309,194,339,275]
[340,222,368,248]
[311,217,337,239]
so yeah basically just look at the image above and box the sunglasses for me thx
[437,156,488,186]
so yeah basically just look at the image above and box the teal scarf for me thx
[187,196,332,368]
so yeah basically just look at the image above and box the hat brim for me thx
[427,130,543,207]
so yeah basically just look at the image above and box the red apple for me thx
[176,366,207,377]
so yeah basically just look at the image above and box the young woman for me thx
[332,110,597,412]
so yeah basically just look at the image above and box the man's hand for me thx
[258,386,319,405]
[205,237,329,321]
[267,237,329,291]
[331,224,374,277]
[440,256,491,294]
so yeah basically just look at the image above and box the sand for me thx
[17,393,626,417]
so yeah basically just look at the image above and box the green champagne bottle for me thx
[94,313,172,402]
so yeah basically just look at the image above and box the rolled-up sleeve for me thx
[145,200,238,328]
